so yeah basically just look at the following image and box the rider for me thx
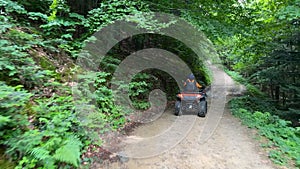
[183,73,202,92]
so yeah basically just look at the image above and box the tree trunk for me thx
[275,85,280,103]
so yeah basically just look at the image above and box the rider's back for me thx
[184,79,197,92]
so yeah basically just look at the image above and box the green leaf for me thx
[0,115,11,128]
[28,12,48,21]
[53,135,82,167]
[30,147,51,160]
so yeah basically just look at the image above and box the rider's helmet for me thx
[188,73,195,80]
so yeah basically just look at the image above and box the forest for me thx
[0,0,299,168]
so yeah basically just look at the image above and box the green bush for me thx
[0,82,32,144]
[231,97,300,167]
[0,37,54,88]
[75,71,127,131]
[2,95,84,168]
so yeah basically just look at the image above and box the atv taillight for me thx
[196,94,202,99]
[177,94,183,99]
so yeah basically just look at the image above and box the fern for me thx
[53,135,82,167]
[30,147,56,169]
[0,115,11,128]
[30,147,51,160]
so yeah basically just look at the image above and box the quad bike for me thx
[175,89,207,117]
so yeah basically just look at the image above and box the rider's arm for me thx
[183,80,188,86]
[196,82,202,88]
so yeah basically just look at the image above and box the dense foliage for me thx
[149,0,300,114]
[0,0,299,168]
[217,0,300,113]
[231,97,300,167]
[0,0,150,168]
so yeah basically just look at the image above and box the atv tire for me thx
[175,101,183,116]
[198,100,207,117]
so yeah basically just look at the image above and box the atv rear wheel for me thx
[175,101,183,116]
[198,100,207,117]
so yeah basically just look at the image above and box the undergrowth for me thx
[230,98,300,167]
[0,0,148,168]
[227,69,300,168]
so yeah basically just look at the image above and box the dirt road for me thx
[96,63,277,169]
